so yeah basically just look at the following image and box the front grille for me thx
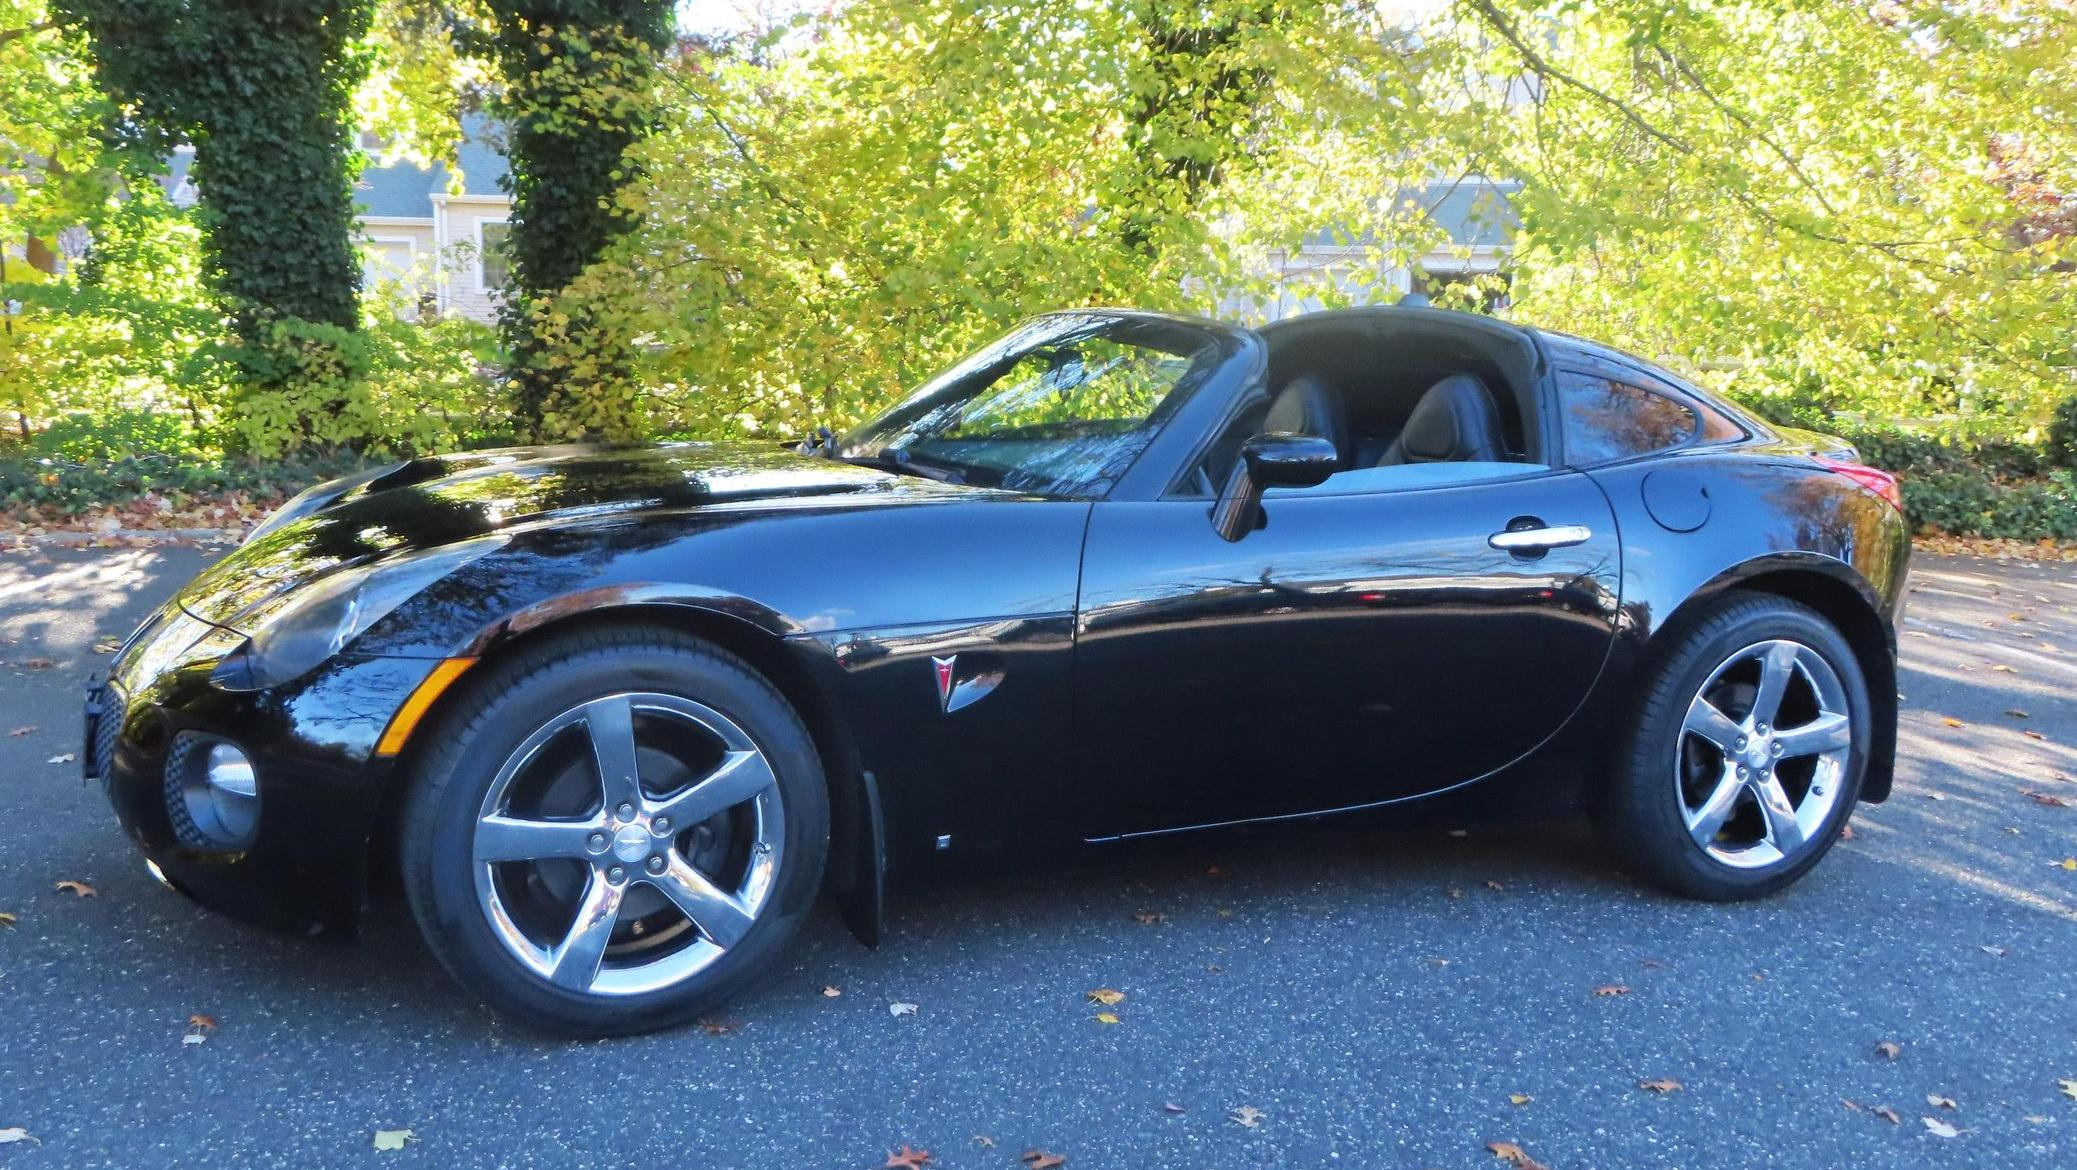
[88,681,124,782]
[163,733,208,848]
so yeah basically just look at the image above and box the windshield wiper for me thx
[840,450,963,484]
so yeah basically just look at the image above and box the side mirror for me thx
[1210,433,1339,541]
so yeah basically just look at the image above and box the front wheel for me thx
[400,627,828,1036]
[1603,593,1870,900]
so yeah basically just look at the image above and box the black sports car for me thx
[90,306,1909,1035]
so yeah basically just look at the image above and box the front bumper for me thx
[88,600,441,937]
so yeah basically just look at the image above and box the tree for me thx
[477,0,672,440]
[55,0,378,452]
[1446,0,2077,423]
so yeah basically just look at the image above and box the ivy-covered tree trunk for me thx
[1115,2,1286,257]
[56,0,373,452]
[482,0,671,441]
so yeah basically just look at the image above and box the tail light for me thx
[1815,456,1904,513]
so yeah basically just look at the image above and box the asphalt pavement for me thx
[1,542,2074,1168]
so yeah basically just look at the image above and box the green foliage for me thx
[1445,0,2077,423]
[56,0,379,449]
[477,1,670,439]
[0,447,365,515]
[31,408,207,463]
[621,1,1442,441]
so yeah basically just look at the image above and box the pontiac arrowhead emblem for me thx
[932,655,956,712]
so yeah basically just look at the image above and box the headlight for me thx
[209,535,506,691]
[243,461,406,546]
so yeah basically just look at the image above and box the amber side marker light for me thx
[375,657,477,757]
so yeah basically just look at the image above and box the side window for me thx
[1558,370,1697,465]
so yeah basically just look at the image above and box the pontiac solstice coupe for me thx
[89,306,1908,1035]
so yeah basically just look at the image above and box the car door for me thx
[1073,465,1622,839]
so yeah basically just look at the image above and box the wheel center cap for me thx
[612,823,651,864]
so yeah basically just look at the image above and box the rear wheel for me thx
[400,627,827,1035]
[1604,593,1869,899]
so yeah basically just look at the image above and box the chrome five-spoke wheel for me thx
[1676,638,1853,868]
[473,692,785,997]
[1603,593,1869,900]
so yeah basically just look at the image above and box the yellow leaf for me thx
[1093,1012,1120,1025]
[372,1129,414,1151]
[53,879,94,898]
[1639,1079,1683,1093]
[1086,989,1126,1006]
[1508,1093,1532,1105]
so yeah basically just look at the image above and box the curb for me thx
[4,528,243,546]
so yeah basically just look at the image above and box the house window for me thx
[476,220,511,290]
[1412,267,1513,313]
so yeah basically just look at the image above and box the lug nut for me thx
[1771,741,1784,755]
[1737,765,1749,778]
[588,832,607,851]
[1735,737,1747,751]
[647,855,666,874]
[1756,723,1769,735]
[617,803,635,819]
[607,866,625,883]
[653,817,670,835]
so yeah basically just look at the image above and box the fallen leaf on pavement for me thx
[1922,1117,1960,1138]
[1487,1140,1549,1170]
[53,879,94,897]
[2023,790,2072,807]
[1447,887,1465,899]
[46,753,74,765]
[2060,858,2077,871]
[372,1129,414,1151]
[1593,984,1630,997]
[2059,1079,2077,1101]
[1020,1152,1066,1169]
[1840,824,1857,841]
[22,658,54,670]
[1638,1079,1683,1093]
[1873,1106,1901,1124]
[0,1128,37,1146]
[7,726,32,737]
[1842,1099,1863,1112]
[1093,1012,1120,1025]
[1161,1103,1185,1114]
[2026,730,2049,741]
[1875,1040,1902,1060]
[889,1002,918,1018]
[820,986,841,998]
[2008,708,2031,718]
[884,1145,931,1168]
[1980,945,2009,957]
[1229,1105,1264,1128]
[91,640,121,655]
[1086,989,1126,1006]
[1508,1093,1532,1105]
[0,912,14,928]
[1485,880,1505,891]
[1926,1093,1956,1109]
[1942,717,1965,727]
[698,1018,739,1035]
[1132,911,1166,925]
[973,1134,995,1147]
[182,1014,215,1046]
[1991,663,2017,672]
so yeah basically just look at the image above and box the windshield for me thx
[840,312,1225,498]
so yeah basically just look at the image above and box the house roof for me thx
[356,114,509,219]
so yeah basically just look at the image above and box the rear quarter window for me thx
[1557,370,1700,465]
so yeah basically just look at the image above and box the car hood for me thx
[177,442,993,631]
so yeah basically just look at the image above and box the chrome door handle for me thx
[1488,524,1593,552]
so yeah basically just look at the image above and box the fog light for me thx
[165,735,260,851]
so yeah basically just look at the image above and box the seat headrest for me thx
[1378,373,1507,466]
[1263,375,1347,467]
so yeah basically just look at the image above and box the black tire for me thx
[1602,592,1870,900]
[399,626,828,1036]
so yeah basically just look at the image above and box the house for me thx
[353,115,513,322]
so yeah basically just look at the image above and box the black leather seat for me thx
[1263,375,1348,469]
[1376,373,1507,466]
